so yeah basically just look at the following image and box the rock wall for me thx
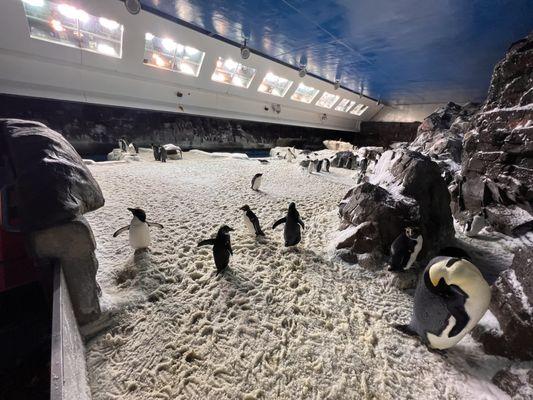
[0,95,353,156]
[357,121,420,147]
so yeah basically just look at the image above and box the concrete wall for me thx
[371,103,444,122]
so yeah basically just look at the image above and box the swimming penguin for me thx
[160,146,167,163]
[389,227,423,272]
[272,202,305,246]
[394,256,491,350]
[322,158,330,172]
[113,208,164,250]
[240,205,265,237]
[464,209,488,237]
[197,225,234,274]
[251,173,263,191]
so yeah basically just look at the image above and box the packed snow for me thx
[84,150,517,400]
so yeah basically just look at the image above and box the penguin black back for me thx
[272,202,305,246]
[198,225,234,274]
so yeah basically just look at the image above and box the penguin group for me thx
[151,143,167,162]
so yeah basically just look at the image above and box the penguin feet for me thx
[427,347,448,358]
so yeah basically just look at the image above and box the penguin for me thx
[307,160,316,174]
[113,208,164,250]
[272,202,305,246]
[258,159,270,164]
[285,148,296,162]
[394,256,491,350]
[464,209,488,237]
[151,144,160,161]
[322,158,330,173]
[251,173,263,191]
[160,146,167,163]
[197,225,234,274]
[240,205,265,236]
[389,227,423,272]
[315,159,322,173]
[119,138,128,152]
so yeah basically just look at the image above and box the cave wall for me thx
[356,121,420,147]
[0,94,354,156]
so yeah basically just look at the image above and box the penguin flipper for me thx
[297,218,305,229]
[272,217,287,229]
[147,222,164,229]
[444,285,470,337]
[113,226,130,237]
[198,239,216,247]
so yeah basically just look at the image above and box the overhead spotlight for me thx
[298,67,307,78]
[125,0,141,15]
[321,113,327,121]
[333,80,341,90]
[272,103,281,114]
[240,39,250,60]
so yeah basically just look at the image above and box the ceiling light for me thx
[125,0,141,15]
[145,32,154,41]
[333,79,341,90]
[153,54,165,67]
[97,43,116,56]
[298,67,307,78]
[162,38,176,52]
[180,63,195,75]
[50,19,64,32]
[57,4,78,19]
[99,17,119,31]
[22,0,44,6]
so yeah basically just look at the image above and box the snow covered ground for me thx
[84,150,518,400]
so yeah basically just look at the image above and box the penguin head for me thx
[128,207,146,222]
[428,257,482,289]
[288,202,296,211]
[405,226,421,238]
[254,173,263,177]
[240,205,251,212]
[219,225,234,233]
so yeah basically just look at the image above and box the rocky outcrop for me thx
[0,119,105,232]
[337,149,454,262]
[460,33,533,235]
[492,368,533,398]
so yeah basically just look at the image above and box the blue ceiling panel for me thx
[139,0,533,104]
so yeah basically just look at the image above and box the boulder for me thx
[323,140,354,151]
[460,32,533,233]
[480,246,533,360]
[492,368,533,398]
[163,143,183,160]
[0,119,105,232]
[338,149,454,261]
[331,151,357,169]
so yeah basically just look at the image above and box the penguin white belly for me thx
[252,176,262,190]
[243,214,255,235]
[427,277,491,349]
[405,236,423,269]
[129,220,151,249]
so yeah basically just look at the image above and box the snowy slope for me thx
[84,151,513,400]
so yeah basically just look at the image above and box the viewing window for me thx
[335,98,356,112]
[351,103,369,116]
[315,92,339,109]
[257,72,293,97]
[143,33,205,77]
[211,57,256,88]
[21,0,123,58]
[290,83,320,104]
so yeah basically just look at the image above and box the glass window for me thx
[335,98,356,112]
[315,91,339,109]
[143,33,205,77]
[257,72,293,97]
[350,103,369,116]
[211,57,256,88]
[21,0,123,58]
[290,83,320,104]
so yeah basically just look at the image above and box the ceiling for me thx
[139,0,533,105]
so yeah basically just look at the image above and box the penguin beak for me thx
[228,227,234,231]
[127,208,134,213]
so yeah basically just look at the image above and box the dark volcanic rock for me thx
[0,119,104,232]
[492,368,533,398]
[338,149,454,261]
[460,32,533,234]
[481,246,533,361]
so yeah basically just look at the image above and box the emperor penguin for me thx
[197,225,234,274]
[251,173,263,191]
[272,202,305,246]
[395,256,491,350]
[113,208,164,250]
[389,227,423,272]
[464,209,488,237]
[240,205,265,236]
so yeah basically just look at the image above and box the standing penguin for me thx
[307,160,316,174]
[159,146,167,163]
[389,227,423,272]
[240,205,265,237]
[315,159,322,173]
[272,202,305,246]
[113,208,164,250]
[151,144,161,161]
[394,256,491,350]
[251,173,263,191]
[464,209,488,237]
[322,158,330,172]
[197,225,234,274]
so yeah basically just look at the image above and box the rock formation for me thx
[460,33,533,236]
[337,149,454,262]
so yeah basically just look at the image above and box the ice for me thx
[84,150,519,399]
